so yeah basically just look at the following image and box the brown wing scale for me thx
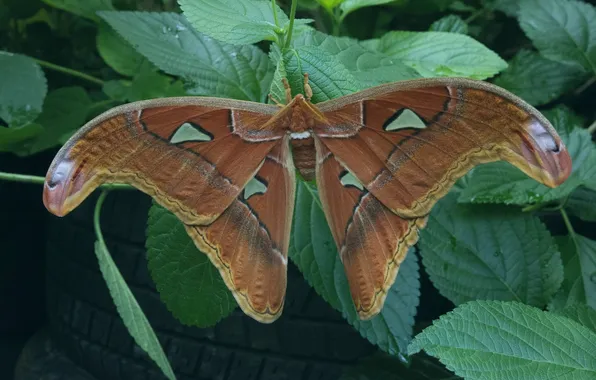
[315,138,427,319]
[186,136,295,322]
[43,98,281,225]
[316,78,572,219]
[310,78,571,318]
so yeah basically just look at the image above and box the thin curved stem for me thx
[271,0,280,27]
[560,207,579,249]
[35,59,105,86]
[464,7,487,24]
[94,190,109,245]
[0,172,45,185]
[283,0,298,50]
[574,76,596,95]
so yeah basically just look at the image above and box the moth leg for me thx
[303,73,313,102]
[268,93,285,107]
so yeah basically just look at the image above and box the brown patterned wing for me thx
[43,97,281,225]
[315,78,572,219]
[186,136,296,322]
[315,138,426,319]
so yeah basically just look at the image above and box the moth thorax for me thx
[291,137,316,181]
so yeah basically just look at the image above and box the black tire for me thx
[45,190,375,380]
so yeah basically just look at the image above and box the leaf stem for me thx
[0,171,45,185]
[0,170,134,190]
[560,208,578,246]
[587,119,596,134]
[35,58,105,86]
[271,0,280,27]
[93,190,109,245]
[574,76,596,95]
[283,0,298,50]
[333,8,342,36]
[464,7,487,24]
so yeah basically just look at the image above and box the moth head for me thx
[517,118,572,188]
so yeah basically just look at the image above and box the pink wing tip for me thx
[526,119,573,188]
[43,160,75,217]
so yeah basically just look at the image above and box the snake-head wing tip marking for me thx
[43,158,79,217]
[549,142,572,187]
[522,118,572,188]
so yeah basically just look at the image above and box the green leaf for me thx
[542,105,585,141]
[373,31,507,79]
[519,0,596,73]
[419,192,563,307]
[449,1,477,12]
[94,239,176,380]
[494,49,585,106]
[566,187,596,222]
[97,23,146,77]
[0,123,44,153]
[104,69,186,102]
[20,87,92,155]
[103,80,132,101]
[560,234,596,309]
[268,46,289,105]
[557,304,596,332]
[408,300,596,380]
[0,51,47,126]
[340,0,395,17]
[290,181,420,354]
[316,0,344,12]
[179,0,288,45]
[282,45,361,102]
[99,11,274,102]
[458,111,596,205]
[272,30,420,104]
[41,0,114,21]
[549,236,589,311]
[429,14,468,34]
[484,0,520,16]
[146,204,237,327]
[292,30,420,89]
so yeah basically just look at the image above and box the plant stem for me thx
[93,191,109,245]
[332,19,340,36]
[283,0,297,50]
[587,119,596,134]
[522,202,547,213]
[271,0,280,27]
[575,76,596,95]
[333,8,343,36]
[0,171,45,185]
[0,171,133,190]
[560,208,578,246]
[35,59,105,86]
[465,4,493,24]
